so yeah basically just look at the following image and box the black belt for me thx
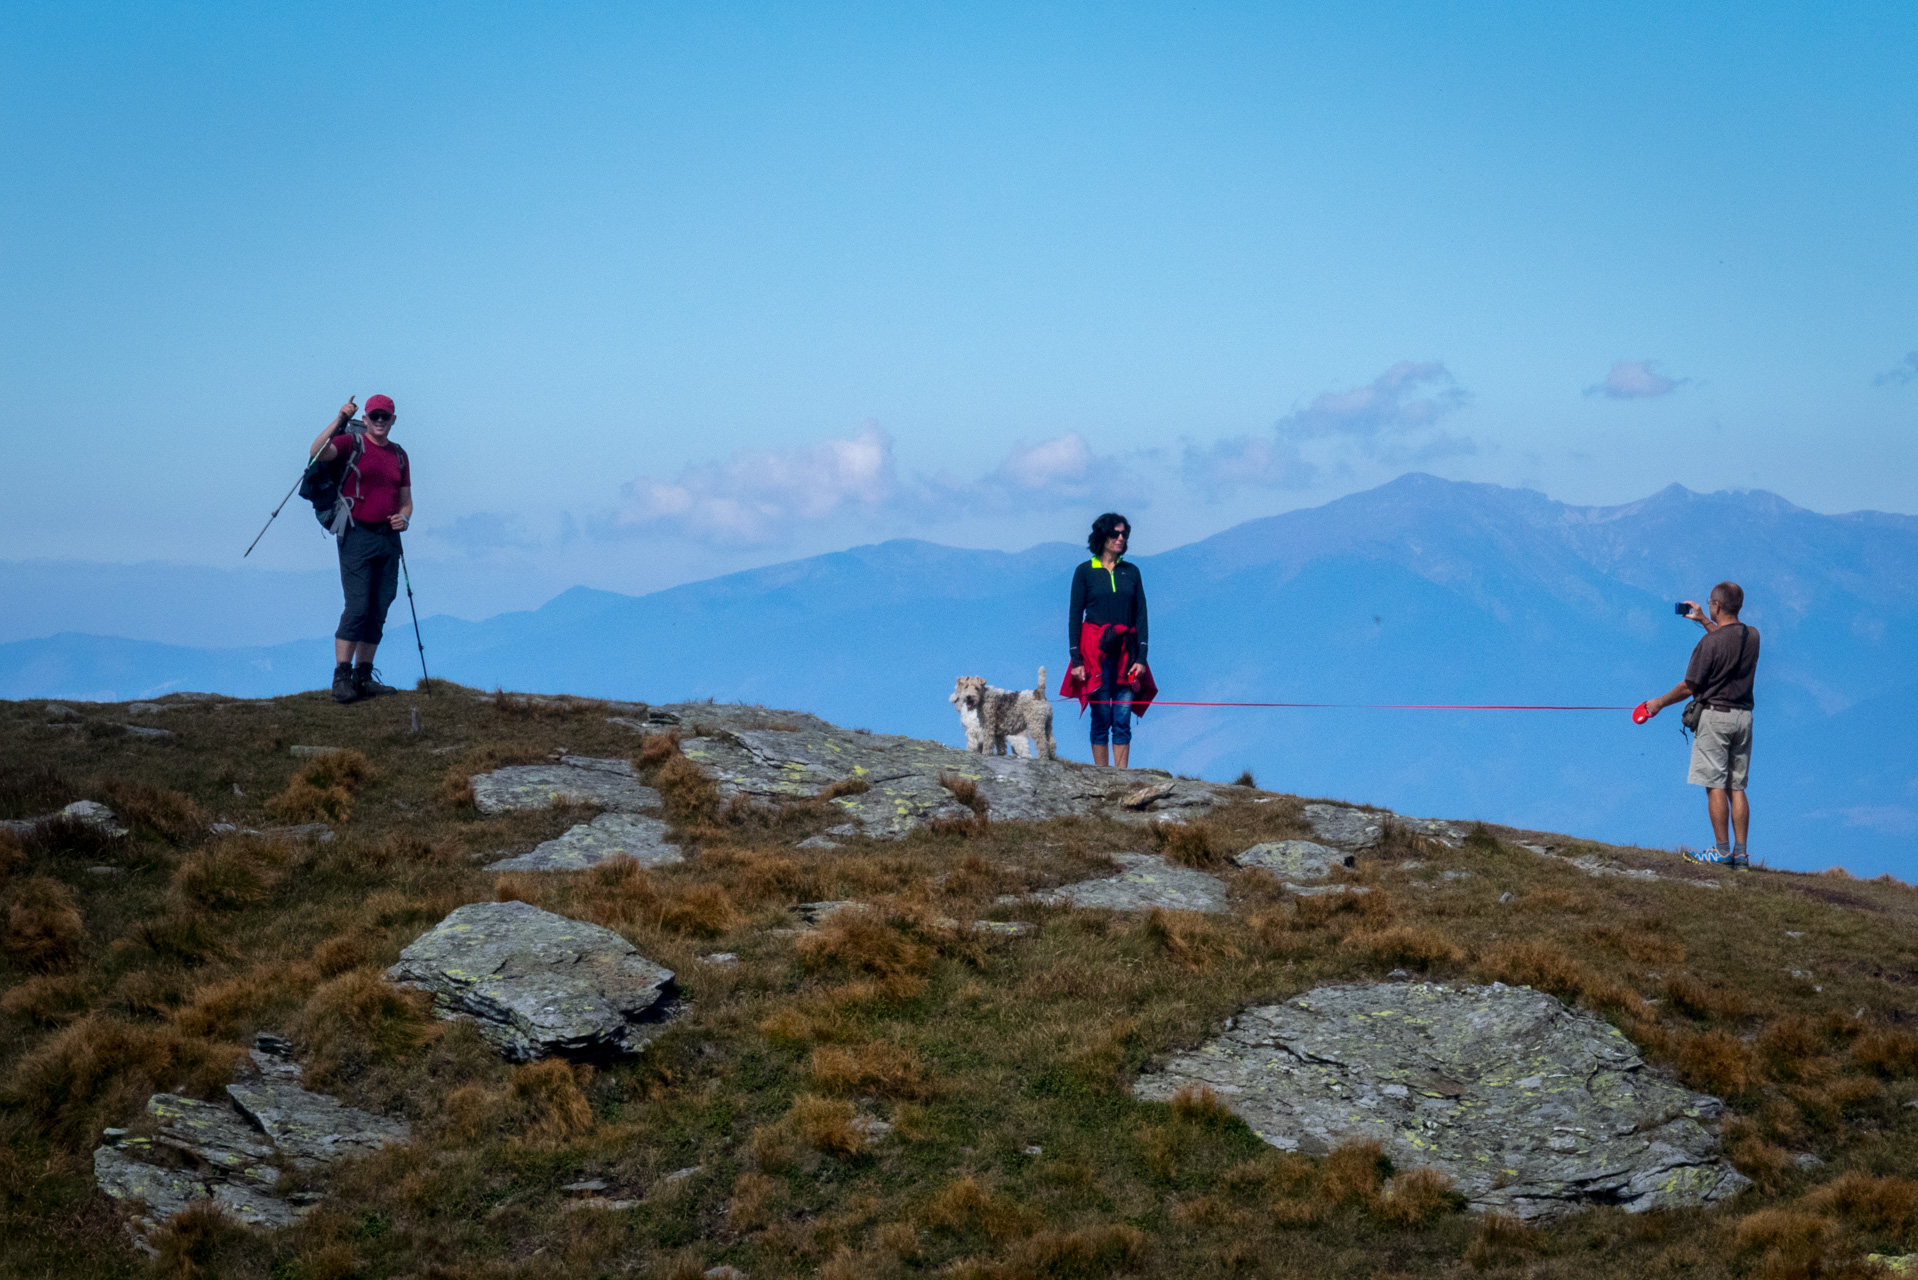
[351,518,401,533]
[1702,702,1749,712]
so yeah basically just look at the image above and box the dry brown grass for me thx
[797,911,936,981]
[509,1058,595,1146]
[94,777,207,843]
[808,1039,931,1098]
[1347,924,1464,971]
[921,1174,1040,1241]
[291,968,436,1091]
[787,1093,865,1156]
[1002,1222,1147,1277]
[0,973,91,1026]
[169,839,283,910]
[3,875,87,971]
[1679,1029,1761,1097]
[1375,1166,1461,1227]
[1143,908,1244,971]
[636,730,681,767]
[1157,820,1226,870]
[655,752,722,824]
[1464,1210,1543,1269]
[264,780,354,824]
[4,685,1917,1280]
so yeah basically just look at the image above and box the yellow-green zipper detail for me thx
[1089,556,1121,592]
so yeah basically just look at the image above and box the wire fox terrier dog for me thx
[950,668,1056,759]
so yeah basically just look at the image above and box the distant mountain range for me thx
[5,475,1914,876]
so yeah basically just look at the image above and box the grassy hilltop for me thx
[1,686,1916,1280]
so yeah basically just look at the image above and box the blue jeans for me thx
[1089,660,1132,746]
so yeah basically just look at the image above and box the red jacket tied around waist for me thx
[1059,623,1158,715]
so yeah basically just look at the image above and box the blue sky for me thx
[4,1,1916,619]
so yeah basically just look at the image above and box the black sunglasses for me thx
[366,412,394,423]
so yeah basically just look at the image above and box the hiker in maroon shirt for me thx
[1639,581,1760,869]
[307,395,413,703]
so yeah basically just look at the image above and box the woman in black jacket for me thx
[1067,512,1148,767]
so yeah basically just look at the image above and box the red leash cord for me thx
[1065,699,1632,711]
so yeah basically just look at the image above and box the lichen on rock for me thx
[470,757,661,816]
[485,812,682,872]
[386,900,677,1061]
[1133,981,1750,1218]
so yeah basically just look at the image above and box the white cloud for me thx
[1874,351,1918,387]
[1284,360,1470,438]
[1586,360,1686,399]
[609,425,1149,547]
[974,433,1147,506]
[1183,360,1470,496]
[615,423,899,546]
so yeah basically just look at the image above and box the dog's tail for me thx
[1035,665,1047,695]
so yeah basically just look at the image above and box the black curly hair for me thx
[1087,512,1131,556]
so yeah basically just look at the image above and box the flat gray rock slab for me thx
[1027,852,1229,914]
[1235,840,1351,880]
[386,900,677,1061]
[471,761,661,815]
[95,1035,407,1251]
[657,719,1234,840]
[226,1079,410,1169]
[1133,981,1750,1219]
[486,813,683,872]
[1304,804,1466,849]
[1,799,130,838]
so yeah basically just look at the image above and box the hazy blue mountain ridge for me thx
[3,476,1912,874]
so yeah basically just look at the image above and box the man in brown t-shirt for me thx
[1639,581,1761,868]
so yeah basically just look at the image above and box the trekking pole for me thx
[244,402,355,557]
[242,464,315,558]
[397,541,432,694]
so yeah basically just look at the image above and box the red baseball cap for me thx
[365,394,396,417]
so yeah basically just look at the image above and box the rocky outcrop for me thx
[386,901,677,1061]
[1133,982,1749,1218]
[471,756,662,816]
[1235,840,1352,881]
[94,1034,409,1252]
[1303,804,1466,850]
[1,799,128,838]
[486,813,682,872]
[629,707,1233,840]
[1015,852,1230,914]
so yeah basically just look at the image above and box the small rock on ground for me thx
[1133,981,1749,1219]
[1235,840,1351,880]
[485,812,682,872]
[1020,852,1230,914]
[0,800,129,838]
[471,760,661,815]
[387,900,677,1061]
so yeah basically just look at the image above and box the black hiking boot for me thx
[331,662,359,704]
[354,666,399,698]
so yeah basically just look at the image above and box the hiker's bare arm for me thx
[310,399,357,460]
[390,488,412,531]
[1681,600,1720,632]
[1641,680,1694,717]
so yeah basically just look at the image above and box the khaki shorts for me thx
[1688,707,1752,790]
